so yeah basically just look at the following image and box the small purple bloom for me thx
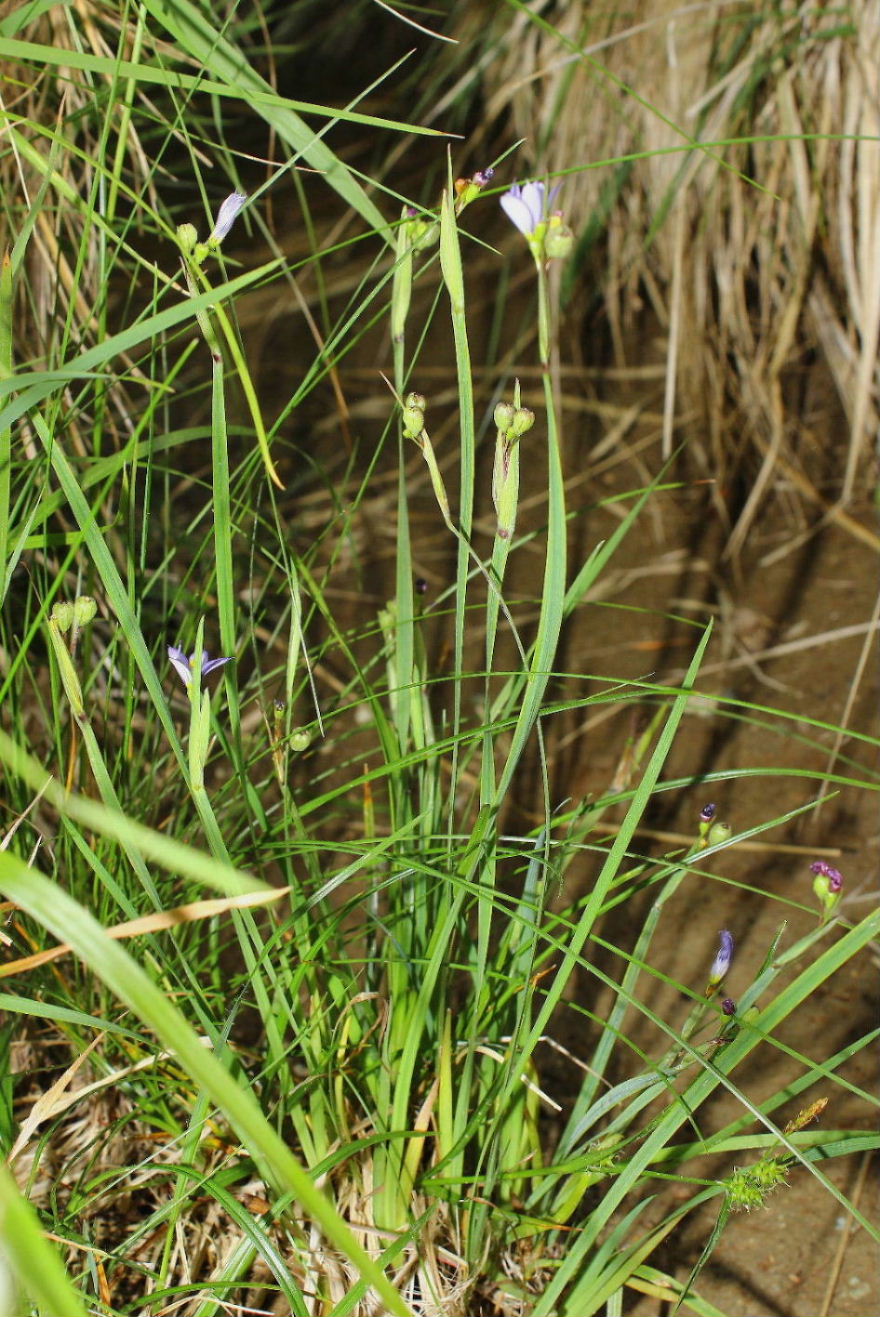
[167,645,233,688]
[472,167,495,187]
[700,803,717,823]
[210,191,247,244]
[810,860,843,893]
[721,998,737,1016]
[500,181,556,237]
[708,930,734,987]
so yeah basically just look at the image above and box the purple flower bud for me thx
[209,191,247,245]
[167,645,233,688]
[810,860,843,893]
[721,998,737,1016]
[472,167,495,187]
[708,930,734,988]
[700,803,717,823]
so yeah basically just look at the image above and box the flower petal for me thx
[709,929,734,984]
[519,180,547,228]
[167,645,193,687]
[501,190,537,236]
[201,653,234,677]
[211,191,247,243]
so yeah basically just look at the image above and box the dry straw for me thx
[451,0,880,543]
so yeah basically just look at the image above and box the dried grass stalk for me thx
[456,0,880,532]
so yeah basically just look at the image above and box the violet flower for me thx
[810,859,843,893]
[167,645,233,688]
[501,179,572,264]
[500,181,554,238]
[708,929,734,989]
[810,859,843,920]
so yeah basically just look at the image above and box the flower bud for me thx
[494,401,516,434]
[72,596,97,627]
[176,222,198,256]
[402,405,424,440]
[208,191,246,246]
[810,860,843,920]
[707,820,733,847]
[544,216,574,260]
[50,601,75,633]
[411,212,440,251]
[809,859,843,893]
[454,167,495,211]
[508,406,535,439]
[707,929,734,991]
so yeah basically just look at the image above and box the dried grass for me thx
[8,1033,508,1315]
[0,0,173,459]
[451,0,880,539]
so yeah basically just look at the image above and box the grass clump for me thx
[0,4,877,1315]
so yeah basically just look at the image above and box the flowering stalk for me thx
[401,391,454,534]
[493,179,572,799]
[46,598,96,723]
[176,194,281,491]
[167,629,233,789]
[491,384,534,542]
[166,622,234,861]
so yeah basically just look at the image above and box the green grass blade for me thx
[0,1159,90,1317]
[139,0,394,245]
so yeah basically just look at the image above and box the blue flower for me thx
[167,645,233,688]
[708,930,734,988]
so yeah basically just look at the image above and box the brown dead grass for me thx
[449,0,880,544]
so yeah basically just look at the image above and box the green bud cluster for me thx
[493,401,515,432]
[404,210,439,252]
[494,402,535,442]
[492,387,534,540]
[402,391,426,441]
[47,595,97,720]
[726,1158,789,1212]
